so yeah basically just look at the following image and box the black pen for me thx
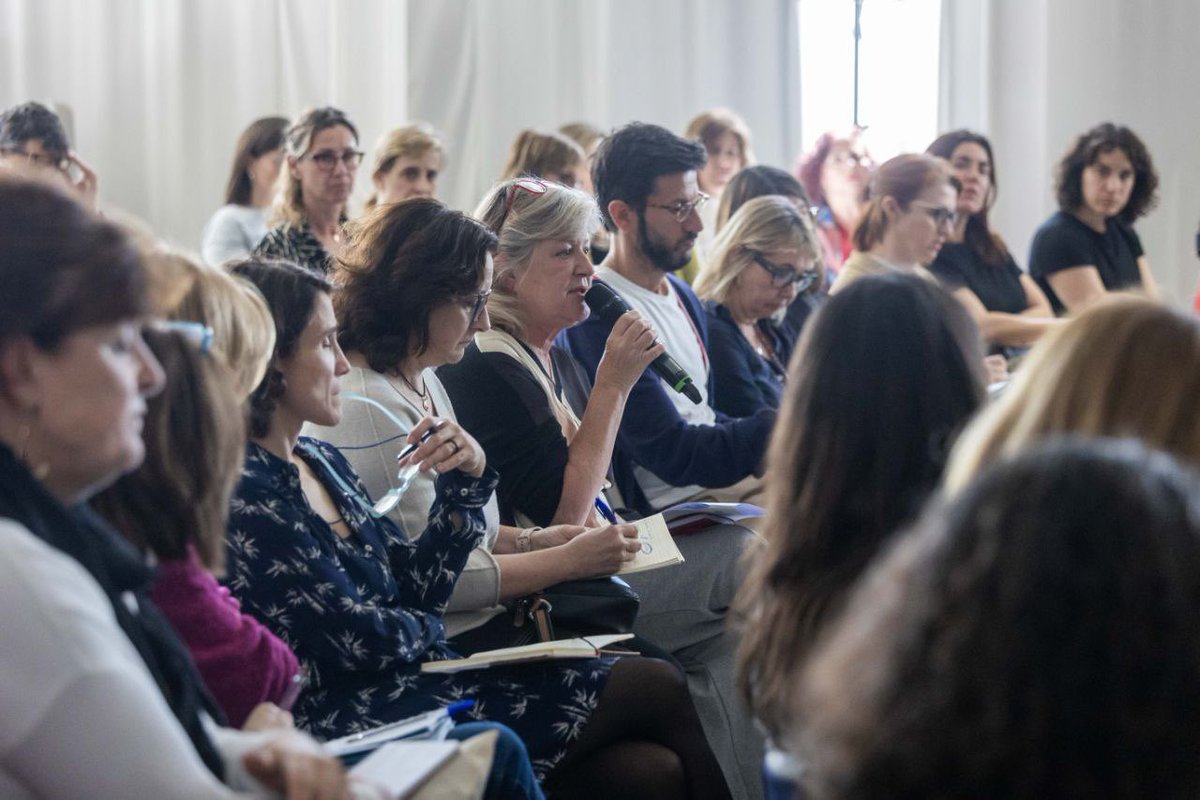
[396,421,447,462]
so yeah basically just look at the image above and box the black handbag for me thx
[449,576,640,653]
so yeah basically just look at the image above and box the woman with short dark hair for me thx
[201,116,288,265]
[1029,123,1161,314]
[796,439,1200,799]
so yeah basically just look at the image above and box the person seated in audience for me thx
[256,106,361,274]
[364,123,445,208]
[564,122,775,516]
[441,176,767,800]
[715,165,822,342]
[156,251,279,398]
[559,121,610,261]
[944,294,1200,489]
[304,198,641,651]
[679,108,755,283]
[228,257,730,800]
[200,116,288,266]
[926,129,1060,355]
[0,173,350,799]
[795,439,1200,799]
[499,128,588,190]
[0,100,99,209]
[795,129,871,279]
[1028,122,1161,314]
[734,273,985,800]
[694,196,822,417]
[91,326,300,730]
[831,153,954,293]
[715,165,810,234]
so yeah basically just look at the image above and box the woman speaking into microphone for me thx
[439,177,768,800]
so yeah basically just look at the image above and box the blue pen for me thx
[594,496,619,524]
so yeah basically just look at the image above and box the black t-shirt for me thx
[1028,210,1144,314]
[930,241,1027,315]
[438,341,591,527]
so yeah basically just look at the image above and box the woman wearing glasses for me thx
[795,129,872,280]
[694,196,822,417]
[830,154,956,294]
[255,106,362,275]
[306,198,643,649]
[926,130,1060,354]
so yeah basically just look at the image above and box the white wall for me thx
[0,0,799,252]
[941,0,1200,306]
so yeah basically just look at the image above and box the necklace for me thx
[389,368,432,414]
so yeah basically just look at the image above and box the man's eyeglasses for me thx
[1,147,69,172]
[646,192,710,223]
[465,289,492,325]
[749,251,821,293]
[303,149,364,172]
[911,201,958,228]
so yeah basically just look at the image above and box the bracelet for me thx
[516,526,542,553]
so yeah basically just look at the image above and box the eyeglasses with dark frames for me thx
[910,200,958,228]
[646,191,710,223]
[465,289,492,325]
[749,251,821,293]
[302,148,364,172]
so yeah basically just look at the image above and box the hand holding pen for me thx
[400,416,487,478]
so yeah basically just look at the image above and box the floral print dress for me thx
[226,438,614,780]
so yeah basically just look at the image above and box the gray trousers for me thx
[623,523,765,800]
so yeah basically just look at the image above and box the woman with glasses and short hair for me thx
[255,106,362,275]
[831,154,956,295]
[201,116,288,266]
[795,130,872,280]
[305,197,645,651]
[694,196,822,417]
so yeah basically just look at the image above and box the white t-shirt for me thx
[200,204,269,266]
[0,517,385,799]
[594,267,714,508]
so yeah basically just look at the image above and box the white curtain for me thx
[940,0,1200,305]
[1,0,799,252]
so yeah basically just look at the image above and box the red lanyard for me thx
[671,288,709,372]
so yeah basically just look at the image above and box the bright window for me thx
[799,0,942,160]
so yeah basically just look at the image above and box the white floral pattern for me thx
[226,438,613,781]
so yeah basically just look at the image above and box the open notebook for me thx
[349,740,461,799]
[422,633,635,674]
[617,513,685,575]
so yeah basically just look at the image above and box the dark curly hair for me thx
[1055,122,1159,224]
[334,198,496,373]
[0,101,70,157]
[229,257,331,439]
[796,438,1200,799]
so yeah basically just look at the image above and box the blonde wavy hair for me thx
[364,123,445,209]
[474,179,601,340]
[145,248,276,399]
[694,195,822,305]
[944,294,1200,491]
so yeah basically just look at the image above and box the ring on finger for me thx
[448,439,460,454]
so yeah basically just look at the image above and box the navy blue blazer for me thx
[562,274,774,515]
[703,300,795,418]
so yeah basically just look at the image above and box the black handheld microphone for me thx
[584,281,704,405]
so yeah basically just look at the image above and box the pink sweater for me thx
[150,548,300,728]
